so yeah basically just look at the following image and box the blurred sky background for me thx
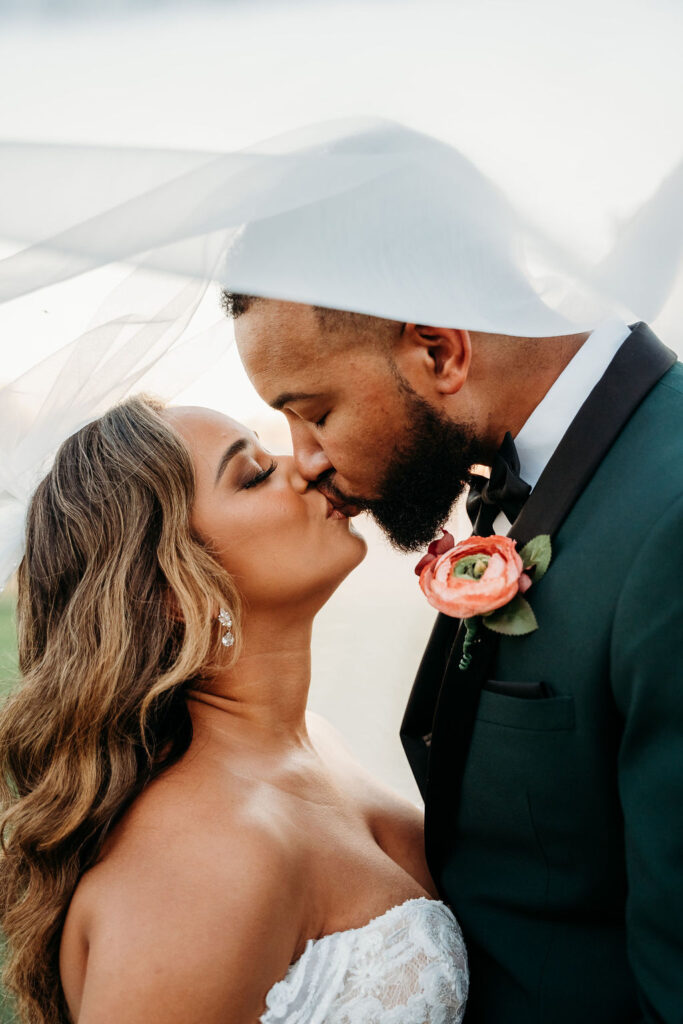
[0,0,681,800]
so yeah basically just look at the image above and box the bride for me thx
[0,394,468,1024]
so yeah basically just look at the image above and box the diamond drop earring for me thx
[218,608,235,648]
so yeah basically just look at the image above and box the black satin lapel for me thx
[424,623,500,881]
[509,322,677,546]
[422,322,677,881]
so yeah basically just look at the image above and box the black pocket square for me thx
[483,679,550,699]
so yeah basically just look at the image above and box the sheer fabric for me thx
[2,117,681,590]
[260,897,468,1024]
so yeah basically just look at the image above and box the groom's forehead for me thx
[234,300,346,381]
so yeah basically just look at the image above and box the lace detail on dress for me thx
[260,897,468,1023]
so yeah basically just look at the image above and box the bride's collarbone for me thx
[212,757,428,944]
[163,729,431,945]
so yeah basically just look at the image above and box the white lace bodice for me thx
[260,897,468,1023]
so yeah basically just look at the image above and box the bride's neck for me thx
[187,614,314,747]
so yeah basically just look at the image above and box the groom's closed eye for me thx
[270,390,321,411]
[269,391,332,428]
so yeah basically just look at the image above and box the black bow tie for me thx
[466,431,531,536]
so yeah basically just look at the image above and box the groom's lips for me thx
[320,490,363,519]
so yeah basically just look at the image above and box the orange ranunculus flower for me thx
[417,534,529,619]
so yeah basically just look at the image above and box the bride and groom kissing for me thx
[0,291,680,1023]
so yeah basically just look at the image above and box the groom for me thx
[224,294,683,1023]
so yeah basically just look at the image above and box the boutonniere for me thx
[415,531,552,670]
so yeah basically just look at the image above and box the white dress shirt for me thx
[492,319,633,536]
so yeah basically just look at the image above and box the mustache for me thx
[310,470,373,511]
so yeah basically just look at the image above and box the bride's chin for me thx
[326,529,368,585]
[346,523,368,562]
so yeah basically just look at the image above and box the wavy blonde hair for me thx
[0,395,241,1024]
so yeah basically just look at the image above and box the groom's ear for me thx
[396,324,472,396]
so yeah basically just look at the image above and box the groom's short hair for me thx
[220,290,396,344]
[220,291,260,319]
[221,290,356,328]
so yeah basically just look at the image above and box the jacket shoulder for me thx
[606,359,683,493]
[658,358,683,396]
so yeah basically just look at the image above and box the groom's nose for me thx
[289,423,333,482]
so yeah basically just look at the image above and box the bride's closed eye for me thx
[242,460,278,490]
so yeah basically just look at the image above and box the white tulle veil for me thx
[0,116,681,588]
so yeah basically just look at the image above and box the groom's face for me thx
[235,300,483,551]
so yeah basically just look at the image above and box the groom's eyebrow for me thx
[270,391,319,411]
[214,437,250,485]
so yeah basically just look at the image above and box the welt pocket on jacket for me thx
[477,684,575,732]
[482,678,549,699]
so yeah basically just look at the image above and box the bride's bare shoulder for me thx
[60,767,305,1023]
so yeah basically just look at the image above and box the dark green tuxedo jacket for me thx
[401,324,683,1023]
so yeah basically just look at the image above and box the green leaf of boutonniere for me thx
[482,594,539,636]
[519,534,552,583]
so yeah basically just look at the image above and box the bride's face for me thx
[165,406,366,611]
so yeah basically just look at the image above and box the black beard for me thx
[323,384,486,552]
[365,389,484,550]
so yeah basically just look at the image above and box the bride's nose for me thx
[282,456,310,494]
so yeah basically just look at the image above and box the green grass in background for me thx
[0,598,19,1022]
[0,967,15,1024]
[0,597,18,698]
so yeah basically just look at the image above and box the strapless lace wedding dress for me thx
[260,897,468,1023]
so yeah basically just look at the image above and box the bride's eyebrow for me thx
[214,437,250,485]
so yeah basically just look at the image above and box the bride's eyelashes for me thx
[314,413,329,429]
[242,460,278,489]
